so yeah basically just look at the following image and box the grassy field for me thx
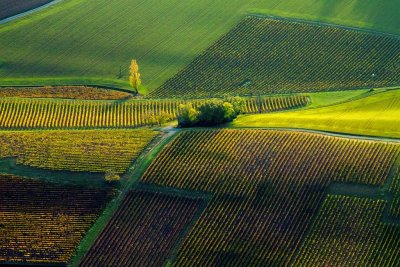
[233,89,400,138]
[0,0,399,91]
[152,17,400,98]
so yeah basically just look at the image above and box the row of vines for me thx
[0,95,309,129]
[140,129,400,266]
[0,129,158,174]
[79,190,204,267]
[0,174,114,264]
[294,195,400,266]
[152,16,400,98]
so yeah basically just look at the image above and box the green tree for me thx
[177,103,199,127]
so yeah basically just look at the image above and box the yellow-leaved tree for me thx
[129,59,141,94]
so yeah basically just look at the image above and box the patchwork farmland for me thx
[1,0,400,266]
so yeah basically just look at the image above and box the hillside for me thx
[0,0,399,91]
[152,16,400,97]
[233,89,400,138]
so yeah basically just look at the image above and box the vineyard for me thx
[0,129,158,174]
[152,16,400,98]
[140,129,400,265]
[294,195,400,266]
[0,95,309,129]
[0,174,114,265]
[0,86,132,100]
[79,190,204,267]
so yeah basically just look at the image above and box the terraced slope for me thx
[152,17,400,98]
[0,0,53,20]
[233,89,400,139]
[0,0,399,90]
[141,129,400,266]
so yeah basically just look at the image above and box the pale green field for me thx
[0,0,399,91]
[232,89,400,139]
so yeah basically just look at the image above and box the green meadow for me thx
[0,0,399,92]
[232,89,400,139]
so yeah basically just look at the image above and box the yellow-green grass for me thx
[0,0,399,91]
[232,89,400,139]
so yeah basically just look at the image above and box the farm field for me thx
[1,0,400,266]
[294,195,400,266]
[0,0,399,91]
[0,174,114,265]
[233,89,400,138]
[140,129,400,266]
[0,86,132,100]
[153,17,400,98]
[0,95,309,129]
[0,0,53,20]
[79,190,204,267]
[0,129,158,174]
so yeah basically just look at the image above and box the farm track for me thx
[0,0,63,25]
[69,125,180,267]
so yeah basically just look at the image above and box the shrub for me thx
[177,103,199,127]
[105,172,121,183]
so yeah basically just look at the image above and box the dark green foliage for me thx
[177,99,239,127]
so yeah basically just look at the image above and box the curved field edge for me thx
[0,0,56,22]
[0,0,399,92]
[232,89,400,139]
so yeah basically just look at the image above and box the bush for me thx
[105,172,120,183]
[177,103,199,127]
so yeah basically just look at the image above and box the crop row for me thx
[0,86,132,100]
[0,129,158,174]
[0,95,309,129]
[294,195,400,266]
[152,16,400,98]
[0,174,114,264]
[79,190,204,267]
[141,129,400,265]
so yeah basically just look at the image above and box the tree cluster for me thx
[177,97,245,127]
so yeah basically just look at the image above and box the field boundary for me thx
[228,127,400,143]
[247,13,400,40]
[0,0,63,25]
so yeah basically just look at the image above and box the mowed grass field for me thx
[233,89,400,138]
[0,0,399,91]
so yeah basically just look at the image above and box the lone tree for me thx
[129,59,141,94]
